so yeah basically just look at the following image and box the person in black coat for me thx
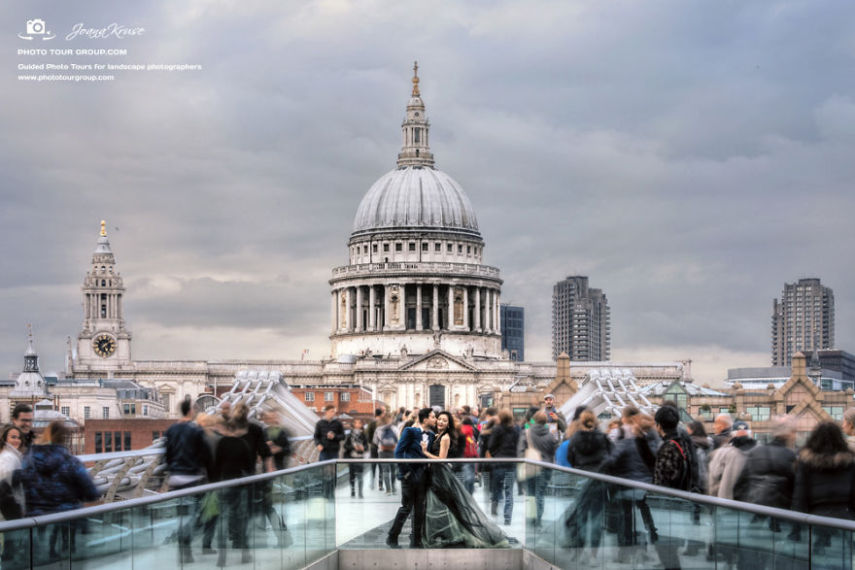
[487,409,520,525]
[314,405,345,461]
[212,419,256,565]
[600,406,659,561]
[564,411,613,560]
[792,422,855,552]
[567,411,613,472]
[739,417,797,512]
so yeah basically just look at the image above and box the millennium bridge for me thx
[1,451,851,569]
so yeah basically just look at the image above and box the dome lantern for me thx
[396,61,435,169]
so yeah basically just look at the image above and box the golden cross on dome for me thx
[100,220,107,237]
[412,60,420,96]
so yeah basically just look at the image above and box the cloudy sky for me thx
[3,1,854,385]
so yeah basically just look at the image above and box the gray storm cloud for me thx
[2,0,853,384]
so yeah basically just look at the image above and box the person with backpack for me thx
[459,417,480,494]
[373,413,398,495]
[653,406,696,492]
[652,405,695,570]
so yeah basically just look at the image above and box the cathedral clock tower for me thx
[73,221,132,375]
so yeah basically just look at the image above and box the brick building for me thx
[82,418,175,455]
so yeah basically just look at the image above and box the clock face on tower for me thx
[93,333,117,358]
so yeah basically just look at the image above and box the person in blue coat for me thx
[386,408,435,548]
[21,420,100,559]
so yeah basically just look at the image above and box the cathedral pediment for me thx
[398,350,478,372]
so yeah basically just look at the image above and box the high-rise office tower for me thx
[772,278,834,366]
[552,276,610,361]
[500,304,524,361]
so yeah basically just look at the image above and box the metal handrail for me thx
[76,434,315,463]
[531,458,855,532]
[3,457,855,534]
[0,459,336,532]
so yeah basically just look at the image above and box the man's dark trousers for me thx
[318,450,338,499]
[388,472,427,546]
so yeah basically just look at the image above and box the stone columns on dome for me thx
[345,288,353,332]
[331,290,338,333]
[432,285,439,330]
[369,286,376,331]
[474,287,481,331]
[488,289,495,333]
[356,287,364,331]
[384,286,391,329]
[463,287,469,329]
[495,289,501,332]
[416,284,423,330]
[447,286,454,329]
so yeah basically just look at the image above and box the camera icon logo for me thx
[27,19,46,34]
[18,18,56,40]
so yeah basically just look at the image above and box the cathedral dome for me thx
[351,166,480,238]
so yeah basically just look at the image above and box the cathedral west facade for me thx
[5,66,690,422]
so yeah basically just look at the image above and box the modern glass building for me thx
[551,276,610,361]
[772,277,834,366]
[500,304,524,361]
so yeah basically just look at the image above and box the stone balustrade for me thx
[331,261,500,280]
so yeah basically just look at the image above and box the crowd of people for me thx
[164,398,293,566]
[0,400,296,566]
[4,393,855,565]
[343,397,855,566]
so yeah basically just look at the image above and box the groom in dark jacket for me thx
[386,407,435,548]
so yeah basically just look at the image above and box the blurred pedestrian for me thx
[262,410,292,547]
[563,410,612,562]
[521,412,558,527]
[741,416,796,511]
[792,421,855,552]
[373,412,398,495]
[709,420,755,500]
[165,398,212,563]
[459,417,479,493]
[21,421,99,558]
[600,406,658,563]
[196,412,225,554]
[344,418,368,498]
[366,407,385,490]
[487,409,520,525]
[686,421,712,494]
[711,413,733,450]
[211,414,256,566]
[478,407,498,501]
